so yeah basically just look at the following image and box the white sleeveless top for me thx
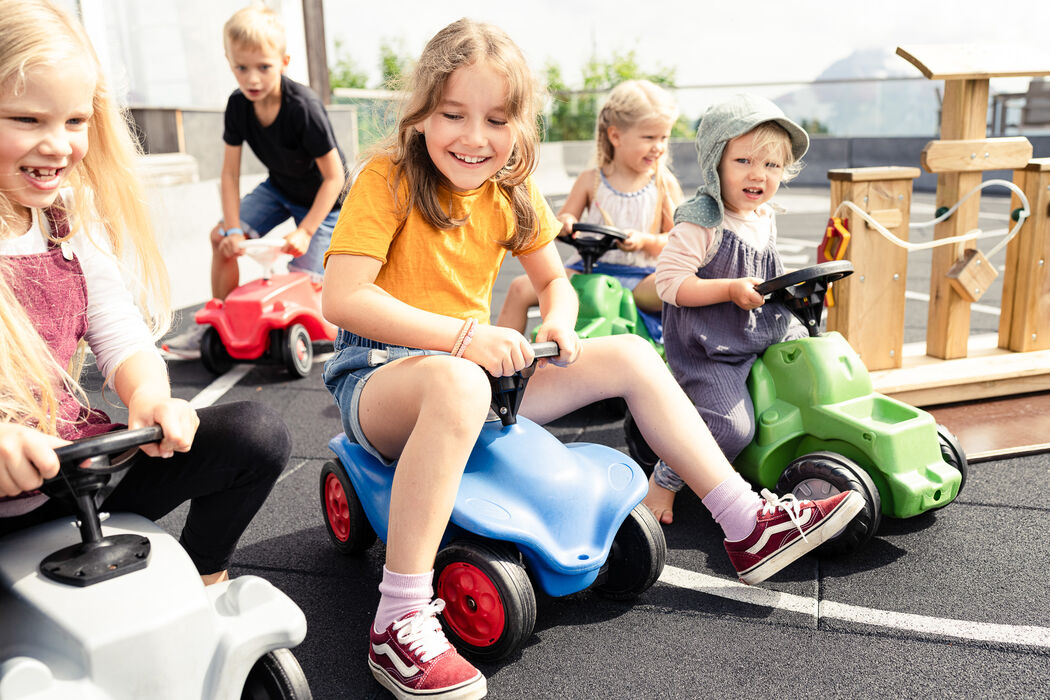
[571,172,663,269]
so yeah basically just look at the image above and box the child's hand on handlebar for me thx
[127,396,199,459]
[0,424,67,497]
[218,232,247,259]
[534,323,581,368]
[282,227,312,257]
[729,277,766,311]
[461,324,535,377]
[616,229,646,252]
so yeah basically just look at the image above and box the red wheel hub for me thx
[295,336,308,362]
[437,562,506,647]
[324,473,350,541]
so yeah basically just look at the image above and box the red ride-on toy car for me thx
[194,238,336,377]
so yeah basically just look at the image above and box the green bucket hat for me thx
[675,94,809,229]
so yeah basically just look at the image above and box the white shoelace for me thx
[393,599,452,663]
[759,488,811,543]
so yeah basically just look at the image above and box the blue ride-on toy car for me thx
[319,342,666,661]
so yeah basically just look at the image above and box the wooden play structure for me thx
[824,45,1050,407]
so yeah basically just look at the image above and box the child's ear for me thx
[281,54,290,72]
[607,125,622,147]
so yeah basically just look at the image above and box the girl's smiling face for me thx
[717,130,787,216]
[0,58,95,230]
[608,116,672,177]
[417,61,516,192]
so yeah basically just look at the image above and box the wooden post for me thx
[926,77,988,359]
[896,45,1050,360]
[999,158,1050,352]
[827,167,921,370]
[301,0,330,104]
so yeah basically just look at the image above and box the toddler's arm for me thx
[655,222,764,309]
[283,148,346,257]
[0,424,66,498]
[554,169,597,237]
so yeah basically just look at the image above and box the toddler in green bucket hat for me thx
[645,93,811,524]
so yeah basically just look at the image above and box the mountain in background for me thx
[776,48,942,137]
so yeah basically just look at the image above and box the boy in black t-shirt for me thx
[169,6,347,360]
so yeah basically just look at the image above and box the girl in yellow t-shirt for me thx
[322,18,862,700]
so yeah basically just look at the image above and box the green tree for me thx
[378,41,412,90]
[328,38,368,90]
[543,49,688,141]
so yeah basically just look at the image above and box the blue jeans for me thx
[235,179,337,277]
[322,330,435,466]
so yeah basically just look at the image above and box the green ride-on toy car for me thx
[560,222,664,358]
[625,261,967,555]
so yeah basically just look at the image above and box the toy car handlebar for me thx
[51,426,164,479]
[754,261,854,297]
[571,222,629,240]
[531,341,560,360]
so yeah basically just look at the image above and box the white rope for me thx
[834,179,1031,262]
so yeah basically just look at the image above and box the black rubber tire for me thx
[283,323,312,377]
[240,649,312,700]
[319,460,376,554]
[200,326,234,375]
[935,423,968,505]
[775,451,881,557]
[592,504,667,600]
[623,408,659,475]
[434,540,536,663]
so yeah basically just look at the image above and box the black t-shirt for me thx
[223,75,347,210]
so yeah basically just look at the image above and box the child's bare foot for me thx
[643,476,676,525]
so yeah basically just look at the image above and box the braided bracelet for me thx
[450,317,471,356]
[453,318,477,358]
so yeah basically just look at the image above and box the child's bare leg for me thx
[644,477,676,524]
[632,273,663,314]
[358,355,491,574]
[520,334,735,500]
[494,273,539,334]
[209,224,240,300]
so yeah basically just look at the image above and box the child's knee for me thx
[506,273,532,299]
[422,356,491,422]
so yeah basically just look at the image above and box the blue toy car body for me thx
[320,343,666,661]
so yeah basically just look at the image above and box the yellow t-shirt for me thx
[325,156,560,322]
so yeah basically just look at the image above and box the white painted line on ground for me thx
[660,564,1050,649]
[188,364,253,409]
[277,459,309,484]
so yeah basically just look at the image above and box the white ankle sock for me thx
[702,472,763,542]
[374,566,434,633]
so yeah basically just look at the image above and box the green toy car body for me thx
[736,330,963,519]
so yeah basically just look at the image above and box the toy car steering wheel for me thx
[488,341,559,426]
[39,426,163,586]
[567,223,629,274]
[754,261,854,337]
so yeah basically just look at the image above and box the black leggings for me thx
[0,401,289,574]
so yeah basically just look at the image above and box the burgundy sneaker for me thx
[368,599,486,699]
[725,489,863,585]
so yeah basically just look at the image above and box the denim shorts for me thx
[234,179,338,277]
[322,330,435,465]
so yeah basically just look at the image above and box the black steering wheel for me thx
[565,223,629,274]
[754,261,853,337]
[39,426,163,587]
[488,341,559,427]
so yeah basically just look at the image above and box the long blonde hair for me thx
[594,79,682,230]
[0,0,171,434]
[384,18,544,252]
